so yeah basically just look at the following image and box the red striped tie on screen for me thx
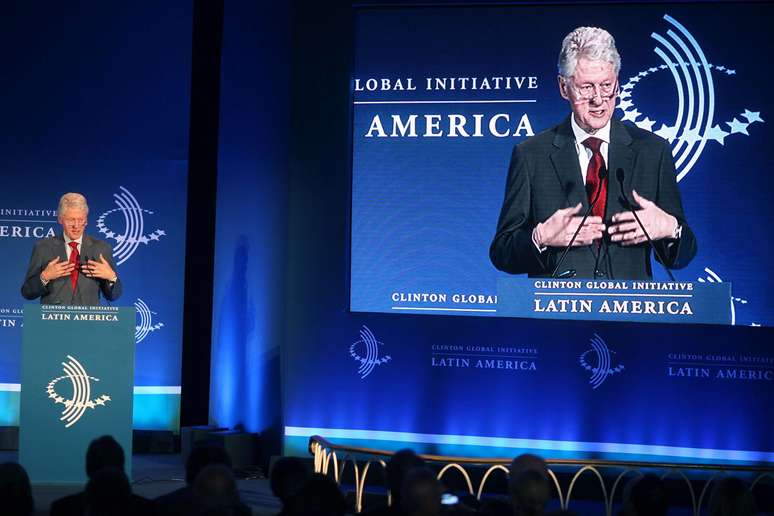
[68,241,79,291]
[583,136,607,222]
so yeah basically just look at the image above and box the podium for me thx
[19,304,135,484]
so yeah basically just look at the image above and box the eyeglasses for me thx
[62,218,87,227]
[565,79,618,102]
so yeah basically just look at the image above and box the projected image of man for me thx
[490,27,696,279]
[21,192,122,305]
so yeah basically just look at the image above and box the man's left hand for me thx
[82,254,117,281]
[608,190,677,245]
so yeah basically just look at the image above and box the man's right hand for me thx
[40,257,75,282]
[535,203,606,248]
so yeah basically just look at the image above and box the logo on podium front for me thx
[46,355,111,428]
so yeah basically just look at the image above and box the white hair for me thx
[558,26,621,80]
[58,192,89,217]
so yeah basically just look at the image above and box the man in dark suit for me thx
[21,192,121,305]
[490,27,696,280]
[49,435,155,516]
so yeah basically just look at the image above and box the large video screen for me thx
[349,2,772,326]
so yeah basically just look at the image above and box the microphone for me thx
[551,167,608,278]
[615,168,676,282]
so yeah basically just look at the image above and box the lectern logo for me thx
[350,325,391,379]
[579,334,625,389]
[46,355,111,428]
[618,15,763,182]
[96,186,166,265]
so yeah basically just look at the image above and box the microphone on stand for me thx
[551,167,608,278]
[615,168,676,282]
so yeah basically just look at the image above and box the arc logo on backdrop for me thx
[620,15,763,182]
[350,325,391,379]
[96,186,166,265]
[46,355,110,428]
[579,334,625,389]
[698,267,759,327]
[134,298,164,343]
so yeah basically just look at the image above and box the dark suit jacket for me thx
[50,491,156,516]
[490,117,697,279]
[154,485,251,516]
[21,233,122,305]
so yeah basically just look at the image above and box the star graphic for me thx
[621,108,641,122]
[86,401,96,409]
[95,398,105,406]
[635,117,656,132]
[654,124,679,142]
[106,231,115,238]
[618,90,631,100]
[727,118,749,135]
[139,236,149,244]
[48,392,57,399]
[679,127,703,145]
[149,233,159,241]
[726,69,736,75]
[54,396,65,404]
[102,395,111,402]
[630,76,641,83]
[742,109,764,124]
[618,99,634,111]
[115,235,125,243]
[707,124,730,145]
[648,67,658,73]
[715,65,726,71]
[659,64,668,70]
[157,230,166,236]
[64,400,74,408]
[621,83,634,91]
[638,71,648,77]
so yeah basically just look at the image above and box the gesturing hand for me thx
[536,203,606,248]
[82,254,116,281]
[41,257,75,282]
[608,190,678,245]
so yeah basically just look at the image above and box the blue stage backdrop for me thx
[283,2,774,465]
[0,4,192,430]
[349,3,771,327]
[209,0,289,435]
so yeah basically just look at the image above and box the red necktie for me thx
[583,137,607,221]
[69,241,79,292]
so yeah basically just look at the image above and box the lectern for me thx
[20,304,135,483]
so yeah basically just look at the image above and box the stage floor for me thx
[0,451,282,516]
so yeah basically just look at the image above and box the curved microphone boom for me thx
[615,168,676,282]
[551,167,608,278]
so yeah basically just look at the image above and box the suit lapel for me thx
[607,119,635,215]
[550,117,587,209]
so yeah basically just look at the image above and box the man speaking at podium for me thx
[21,193,122,305]
[490,27,696,280]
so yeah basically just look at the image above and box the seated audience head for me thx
[270,456,309,506]
[509,469,551,516]
[194,463,241,516]
[401,467,442,516]
[84,466,131,516]
[288,473,346,516]
[186,441,232,485]
[0,462,34,516]
[708,476,757,516]
[86,435,125,479]
[387,448,426,504]
[623,474,669,516]
[509,454,549,479]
